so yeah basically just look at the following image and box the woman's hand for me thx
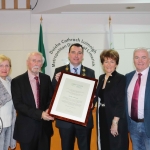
[110,117,119,137]
[110,123,118,137]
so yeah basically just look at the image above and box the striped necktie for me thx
[73,68,78,74]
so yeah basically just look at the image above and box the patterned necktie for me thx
[73,68,78,74]
[131,73,142,121]
[34,76,40,108]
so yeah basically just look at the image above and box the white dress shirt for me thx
[70,63,81,74]
[127,67,149,119]
[28,70,40,108]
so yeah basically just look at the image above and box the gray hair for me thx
[27,52,45,64]
[133,47,150,58]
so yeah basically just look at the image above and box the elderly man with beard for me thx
[11,52,54,150]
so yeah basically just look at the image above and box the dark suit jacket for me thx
[126,68,150,137]
[11,72,54,143]
[52,64,95,129]
[95,71,128,149]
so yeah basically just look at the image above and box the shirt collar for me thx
[136,67,149,76]
[70,63,81,70]
[0,76,9,83]
[105,70,117,80]
[28,70,39,80]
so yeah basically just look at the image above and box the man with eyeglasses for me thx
[11,52,54,150]
[52,43,95,150]
[126,47,150,150]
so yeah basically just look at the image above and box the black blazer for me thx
[95,71,128,149]
[96,71,126,119]
[11,72,54,143]
[52,64,95,129]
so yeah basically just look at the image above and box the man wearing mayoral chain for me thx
[52,43,95,150]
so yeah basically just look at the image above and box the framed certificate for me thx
[48,71,98,126]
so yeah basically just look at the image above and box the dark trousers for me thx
[20,125,51,150]
[59,127,92,150]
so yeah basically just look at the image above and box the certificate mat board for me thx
[49,71,98,126]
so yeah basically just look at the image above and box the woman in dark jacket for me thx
[95,49,128,150]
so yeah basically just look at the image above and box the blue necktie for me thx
[73,68,78,74]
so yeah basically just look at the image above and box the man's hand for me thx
[55,72,61,82]
[42,109,54,121]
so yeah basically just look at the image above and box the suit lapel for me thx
[39,73,43,106]
[80,65,86,76]
[145,68,150,109]
[24,72,36,107]
[80,65,83,75]
[96,75,105,96]
[125,71,136,121]
[126,71,135,90]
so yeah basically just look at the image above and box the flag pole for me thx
[38,15,47,73]
[109,16,111,28]
[108,16,114,49]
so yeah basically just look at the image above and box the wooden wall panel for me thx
[1,0,5,9]
[1,0,30,9]
[26,0,30,9]
[14,0,18,9]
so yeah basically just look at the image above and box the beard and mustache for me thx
[31,66,41,74]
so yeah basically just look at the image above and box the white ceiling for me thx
[31,0,150,14]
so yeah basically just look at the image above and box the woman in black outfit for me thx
[95,49,128,150]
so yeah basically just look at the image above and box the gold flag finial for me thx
[40,16,43,23]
